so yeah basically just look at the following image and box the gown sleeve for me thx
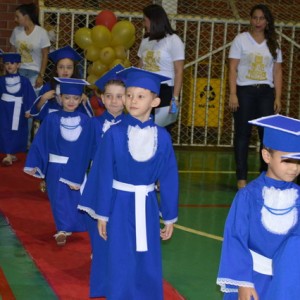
[157,129,179,223]
[23,114,53,178]
[78,128,115,220]
[217,188,255,293]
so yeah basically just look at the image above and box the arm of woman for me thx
[228,58,240,112]
[35,46,50,88]
[273,62,282,114]
[173,59,184,101]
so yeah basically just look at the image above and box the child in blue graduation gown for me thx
[30,46,93,121]
[217,115,300,300]
[0,53,36,165]
[78,64,125,297]
[80,67,179,300]
[24,78,95,246]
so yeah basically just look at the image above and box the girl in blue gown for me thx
[30,46,93,121]
[24,78,95,246]
[0,53,36,165]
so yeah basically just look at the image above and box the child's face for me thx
[101,84,125,117]
[262,149,300,182]
[4,62,20,74]
[60,94,82,112]
[56,58,74,78]
[125,87,160,122]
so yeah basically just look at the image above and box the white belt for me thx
[49,153,69,164]
[112,179,155,252]
[250,249,273,275]
[2,93,23,130]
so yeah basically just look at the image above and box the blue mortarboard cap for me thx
[0,52,21,63]
[54,77,89,96]
[49,46,82,63]
[249,114,300,152]
[117,67,170,95]
[94,64,125,91]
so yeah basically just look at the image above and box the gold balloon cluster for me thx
[74,10,135,87]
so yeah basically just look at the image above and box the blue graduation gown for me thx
[0,74,35,153]
[30,82,94,121]
[80,114,179,300]
[217,172,300,299]
[24,110,95,232]
[81,110,125,297]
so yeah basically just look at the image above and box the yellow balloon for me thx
[99,46,116,66]
[114,45,127,60]
[87,73,99,89]
[91,25,111,48]
[87,64,94,74]
[92,60,108,77]
[85,44,101,62]
[122,58,131,68]
[109,59,125,69]
[74,27,92,49]
[111,20,135,47]
[123,35,135,50]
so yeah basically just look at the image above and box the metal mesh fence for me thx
[39,0,300,147]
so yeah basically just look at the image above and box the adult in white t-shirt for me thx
[10,3,50,147]
[10,3,50,93]
[138,4,185,129]
[228,4,282,190]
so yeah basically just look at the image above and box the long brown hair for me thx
[250,4,279,60]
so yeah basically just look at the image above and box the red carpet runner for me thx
[0,154,185,300]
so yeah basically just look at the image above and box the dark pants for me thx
[233,85,275,180]
[152,84,174,133]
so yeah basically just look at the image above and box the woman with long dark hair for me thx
[138,4,185,129]
[228,4,282,189]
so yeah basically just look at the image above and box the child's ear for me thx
[261,148,271,164]
[151,97,161,108]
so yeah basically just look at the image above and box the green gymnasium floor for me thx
[0,149,261,299]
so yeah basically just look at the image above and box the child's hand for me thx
[81,93,88,104]
[26,167,38,176]
[25,112,31,118]
[160,223,174,240]
[98,219,107,240]
[68,184,80,190]
[238,286,259,300]
[42,90,56,102]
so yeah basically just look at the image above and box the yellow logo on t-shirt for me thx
[18,42,33,63]
[246,54,267,81]
[143,50,160,72]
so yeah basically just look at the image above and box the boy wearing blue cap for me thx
[0,53,36,165]
[80,67,179,299]
[30,46,93,121]
[217,114,300,300]
[24,78,95,246]
[78,64,126,298]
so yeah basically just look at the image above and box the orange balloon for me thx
[95,10,117,31]
[74,27,92,49]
